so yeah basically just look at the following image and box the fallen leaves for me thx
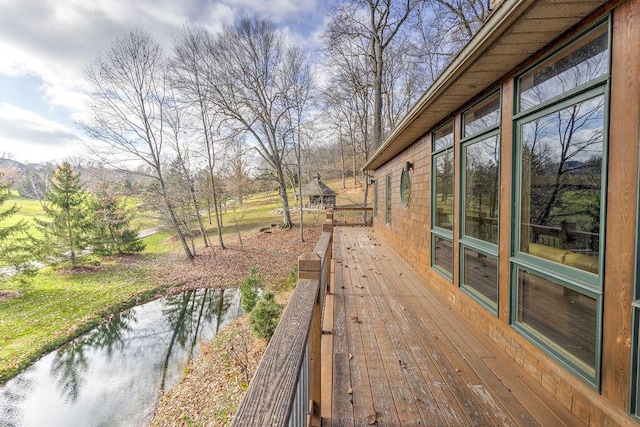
[349,315,362,324]
[153,225,322,291]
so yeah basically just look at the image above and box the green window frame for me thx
[511,19,610,388]
[431,120,455,280]
[385,173,392,226]
[459,90,501,314]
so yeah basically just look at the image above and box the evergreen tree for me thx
[38,163,91,267]
[88,190,145,256]
[249,291,283,341]
[0,174,33,278]
[240,266,264,313]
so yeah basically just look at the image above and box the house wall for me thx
[374,135,431,273]
[370,1,640,424]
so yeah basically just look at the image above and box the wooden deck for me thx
[324,228,582,426]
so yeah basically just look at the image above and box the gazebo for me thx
[301,174,336,209]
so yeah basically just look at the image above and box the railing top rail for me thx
[333,206,373,211]
[315,232,332,264]
[231,278,320,426]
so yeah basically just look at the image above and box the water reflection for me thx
[0,288,240,427]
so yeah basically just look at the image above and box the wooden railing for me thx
[232,214,334,427]
[332,205,373,226]
[524,221,599,254]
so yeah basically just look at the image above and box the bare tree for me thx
[326,0,416,150]
[281,47,313,241]
[171,26,225,249]
[82,29,194,261]
[164,90,211,249]
[408,0,489,78]
[204,19,310,229]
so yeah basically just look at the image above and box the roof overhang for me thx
[363,0,610,171]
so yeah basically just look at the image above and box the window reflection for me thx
[435,149,454,230]
[400,170,410,208]
[463,248,498,306]
[516,269,597,371]
[434,236,454,277]
[519,95,604,274]
[464,135,499,244]
[434,121,454,151]
[463,92,501,137]
[519,23,608,111]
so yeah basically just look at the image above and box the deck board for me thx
[327,228,582,426]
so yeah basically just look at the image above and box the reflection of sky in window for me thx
[433,121,454,151]
[463,93,500,137]
[466,135,499,168]
[436,149,454,173]
[522,95,604,164]
[519,23,608,111]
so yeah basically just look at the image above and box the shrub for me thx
[249,291,283,341]
[239,266,264,313]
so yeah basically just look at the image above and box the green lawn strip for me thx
[3,196,47,239]
[0,235,174,383]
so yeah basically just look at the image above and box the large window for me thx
[460,91,501,312]
[432,120,454,280]
[512,20,609,386]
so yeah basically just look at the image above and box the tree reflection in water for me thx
[49,310,135,403]
[0,288,240,427]
[158,288,232,393]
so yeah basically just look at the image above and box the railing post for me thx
[326,208,334,221]
[322,219,334,294]
[298,253,322,427]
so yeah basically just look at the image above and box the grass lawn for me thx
[2,196,47,239]
[0,185,363,384]
[0,233,174,382]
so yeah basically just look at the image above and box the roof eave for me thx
[363,0,607,171]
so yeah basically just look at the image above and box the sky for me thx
[0,0,329,165]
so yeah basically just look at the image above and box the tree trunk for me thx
[274,163,293,228]
[209,172,226,249]
[159,176,194,261]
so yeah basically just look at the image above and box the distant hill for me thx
[0,158,28,172]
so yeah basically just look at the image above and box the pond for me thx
[0,288,241,427]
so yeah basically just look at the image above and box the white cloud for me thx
[0,0,328,163]
[0,103,84,163]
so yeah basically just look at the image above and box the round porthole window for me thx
[400,169,410,208]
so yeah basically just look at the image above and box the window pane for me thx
[463,92,501,137]
[463,248,498,306]
[519,95,604,275]
[516,269,597,371]
[434,150,454,230]
[519,23,608,111]
[434,121,454,151]
[434,237,453,277]
[464,135,499,244]
[400,170,410,208]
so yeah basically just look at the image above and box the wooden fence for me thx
[231,212,334,427]
[332,206,373,226]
